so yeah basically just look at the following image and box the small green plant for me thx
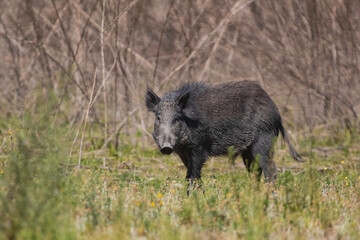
[0,91,76,239]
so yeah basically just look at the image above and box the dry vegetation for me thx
[1,0,359,144]
[0,0,360,239]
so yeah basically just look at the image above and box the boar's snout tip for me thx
[160,146,173,155]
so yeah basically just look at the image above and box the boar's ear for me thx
[176,92,190,109]
[146,87,160,112]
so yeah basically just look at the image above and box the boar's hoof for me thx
[187,178,204,196]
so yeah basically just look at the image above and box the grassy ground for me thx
[0,105,359,239]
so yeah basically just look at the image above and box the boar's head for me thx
[146,87,190,155]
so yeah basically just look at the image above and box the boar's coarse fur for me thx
[146,81,303,188]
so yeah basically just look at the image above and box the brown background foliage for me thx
[0,0,359,147]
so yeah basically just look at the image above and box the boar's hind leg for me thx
[251,135,277,183]
[241,148,262,181]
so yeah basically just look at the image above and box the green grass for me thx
[0,94,359,239]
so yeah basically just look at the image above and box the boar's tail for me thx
[279,123,304,162]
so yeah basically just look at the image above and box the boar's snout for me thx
[158,131,176,155]
[160,145,173,155]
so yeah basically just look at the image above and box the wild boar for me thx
[146,81,303,191]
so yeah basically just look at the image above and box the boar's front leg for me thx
[186,149,206,195]
[176,150,196,195]
[177,151,190,172]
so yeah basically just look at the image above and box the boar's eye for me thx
[156,115,161,122]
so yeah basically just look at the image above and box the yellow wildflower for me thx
[341,161,344,164]
[170,189,175,194]
[9,131,12,135]
[324,168,327,170]
[159,201,163,205]
[345,177,348,180]
[0,171,3,174]
[150,202,155,207]
[157,193,162,198]
[227,193,232,198]
[346,183,349,186]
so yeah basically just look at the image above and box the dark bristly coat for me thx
[146,81,303,189]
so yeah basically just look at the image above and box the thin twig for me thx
[198,26,226,82]
[101,0,108,143]
[66,127,80,172]
[95,107,139,156]
[0,137,7,155]
[91,59,116,109]
[70,0,151,76]
[78,68,97,169]
[158,0,254,89]
[152,0,176,84]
